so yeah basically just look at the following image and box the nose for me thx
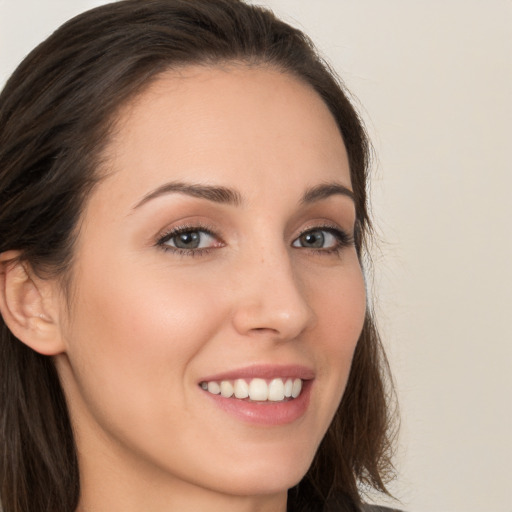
[230,249,316,341]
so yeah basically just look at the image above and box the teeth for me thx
[207,381,220,394]
[249,378,268,401]
[291,378,302,398]
[234,379,249,399]
[284,378,293,397]
[201,377,304,402]
[220,381,234,398]
[268,378,285,401]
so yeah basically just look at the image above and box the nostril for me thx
[248,326,281,336]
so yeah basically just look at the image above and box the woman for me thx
[0,1,398,511]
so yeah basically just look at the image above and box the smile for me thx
[200,377,303,402]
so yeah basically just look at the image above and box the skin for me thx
[49,66,367,512]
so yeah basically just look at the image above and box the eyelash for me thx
[156,223,354,257]
[156,223,221,257]
[295,225,354,255]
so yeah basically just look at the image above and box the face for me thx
[54,66,366,507]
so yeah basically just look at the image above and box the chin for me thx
[209,468,306,498]
[194,443,316,497]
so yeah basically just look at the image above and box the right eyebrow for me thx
[132,181,243,210]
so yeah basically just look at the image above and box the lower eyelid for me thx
[156,225,222,251]
[156,224,352,255]
[293,227,351,244]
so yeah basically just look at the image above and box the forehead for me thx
[97,65,350,207]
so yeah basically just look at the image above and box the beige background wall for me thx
[1,1,511,511]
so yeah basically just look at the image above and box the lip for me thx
[198,364,314,426]
[199,364,315,383]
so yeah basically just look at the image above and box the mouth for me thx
[199,377,303,402]
[197,365,313,425]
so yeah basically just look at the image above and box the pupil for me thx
[303,231,324,248]
[176,231,200,248]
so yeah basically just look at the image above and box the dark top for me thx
[287,489,404,512]
[362,506,403,512]
[324,501,403,512]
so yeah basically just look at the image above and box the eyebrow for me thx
[300,182,355,204]
[133,181,243,209]
[132,180,354,210]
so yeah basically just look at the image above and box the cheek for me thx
[307,257,366,393]
[312,257,366,340]
[69,265,222,367]
[60,261,226,426]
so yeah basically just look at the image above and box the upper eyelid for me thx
[157,221,350,236]
[156,223,220,245]
[155,220,353,248]
[294,223,352,238]
[156,227,223,256]
[294,226,353,242]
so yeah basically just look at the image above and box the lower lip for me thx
[201,381,312,426]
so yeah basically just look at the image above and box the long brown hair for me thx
[0,1,397,511]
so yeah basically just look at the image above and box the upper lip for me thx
[199,364,315,383]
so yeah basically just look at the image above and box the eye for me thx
[158,227,220,253]
[292,227,351,251]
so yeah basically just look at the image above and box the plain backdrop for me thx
[1,1,511,511]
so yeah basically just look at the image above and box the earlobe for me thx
[0,250,66,355]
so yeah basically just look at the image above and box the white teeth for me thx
[268,378,285,401]
[220,381,234,398]
[207,381,220,395]
[201,377,304,401]
[249,378,268,401]
[234,379,249,399]
[291,378,302,398]
[284,378,293,398]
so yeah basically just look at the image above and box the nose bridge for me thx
[231,239,315,340]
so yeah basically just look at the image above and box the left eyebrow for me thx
[300,182,355,204]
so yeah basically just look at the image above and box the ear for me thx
[0,251,66,355]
